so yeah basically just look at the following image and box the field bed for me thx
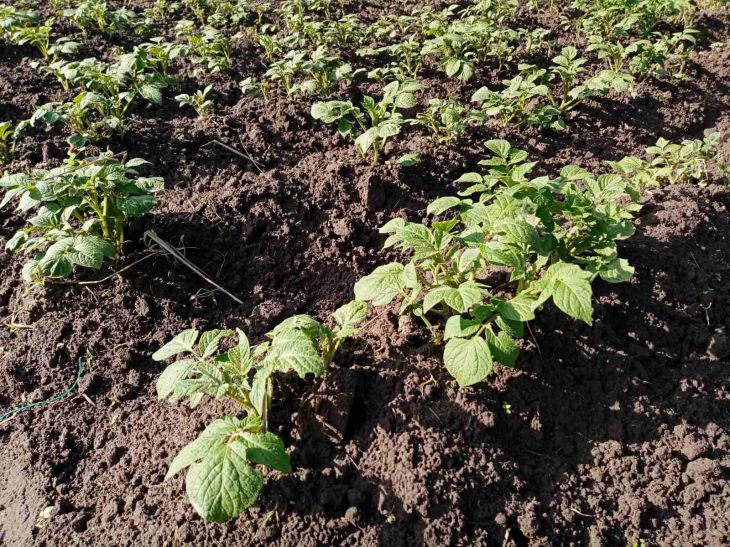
[1,1,729,545]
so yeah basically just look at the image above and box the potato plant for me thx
[63,0,147,36]
[412,99,482,143]
[0,121,15,164]
[153,300,367,522]
[30,50,173,140]
[311,79,421,163]
[176,20,235,74]
[176,85,214,116]
[354,140,639,386]
[472,47,634,129]
[610,132,729,190]
[0,152,163,281]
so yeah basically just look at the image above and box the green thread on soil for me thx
[0,357,84,423]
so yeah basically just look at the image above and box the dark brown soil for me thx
[1,2,729,546]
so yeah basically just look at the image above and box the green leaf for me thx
[354,263,406,306]
[486,329,519,367]
[443,315,482,340]
[227,329,251,370]
[186,439,263,523]
[427,196,463,216]
[157,359,197,400]
[269,315,323,339]
[240,431,291,473]
[153,329,200,361]
[66,236,115,269]
[249,365,272,417]
[139,84,163,105]
[424,281,484,314]
[599,258,634,283]
[398,153,420,167]
[37,239,74,277]
[443,335,493,387]
[545,263,594,324]
[119,195,155,216]
[198,329,234,359]
[497,293,538,322]
[268,328,325,377]
[484,139,511,159]
[333,300,368,336]
[442,282,483,313]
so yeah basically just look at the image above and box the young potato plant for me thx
[610,132,729,190]
[422,30,477,82]
[588,28,698,80]
[0,121,16,164]
[64,0,147,36]
[472,47,634,129]
[138,37,189,78]
[265,47,355,96]
[239,76,271,100]
[412,99,483,144]
[471,65,562,129]
[0,152,163,281]
[6,16,54,60]
[152,300,368,522]
[574,0,695,41]
[0,6,38,40]
[176,21,234,74]
[354,140,639,387]
[176,85,214,116]
[359,39,424,79]
[32,51,172,140]
[311,79,421,163]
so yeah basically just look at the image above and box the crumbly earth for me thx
[0,2,729,546]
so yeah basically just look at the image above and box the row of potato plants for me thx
[150,133,726,521]
[1,0,728,526]
[0,0,708,165]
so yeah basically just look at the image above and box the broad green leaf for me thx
[443,315,482,340]
[497,293,538,322]
[443,335,493,387]
[119,195,155,216]
[166,416,246,480]
[240,431,291,473]
[458,247,482,271]
[139,84,163,105]
[485,139,511,159]
[427,196,463,216]
[227,329,251,370]
[153,329,200,361]
[354,263,406,306]
[398,153,420,167]
[186,440,263,523]
[198,329,234,358]
[443,282,483,313]
[269,315,322,338]
[66,236,115,269]
[268,328,325,377]
[333,300,368,335]
[157,358,197,400]
[599,258,634,283]
[486,329,519,367]
[546,263,593,324]
[399,224,434,258]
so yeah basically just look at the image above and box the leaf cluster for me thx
[354,140,639,387]
[311,78,421,163]
[153,300,367,521]
[0,152,163,281]
[472,46,634,129]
